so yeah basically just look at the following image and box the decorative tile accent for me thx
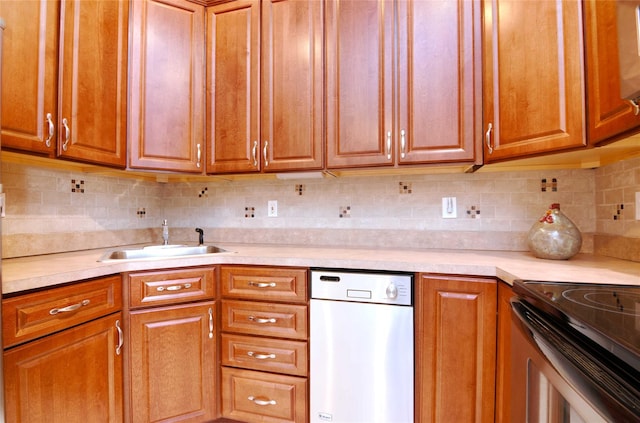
[614,204,624,220]
[295,184,305,196]
[541,178,558,192]
[71,179,85,193]
[399,182,412,194]
[137,208,146,218]
[466,205,481,218]
[245,206,255,218]
[339,206,351,218]
[199,187,208,198]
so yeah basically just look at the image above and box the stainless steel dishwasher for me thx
[310,269,414,423]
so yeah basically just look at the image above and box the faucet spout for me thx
[195,228,204,246]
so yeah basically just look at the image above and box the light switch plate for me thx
[442,197,457,218]
[268,200,278,217]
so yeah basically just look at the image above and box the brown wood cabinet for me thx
[325,0,481,169]
[482,0,586,162]
[219,265,308,423]
[584,0,640,145]
[128,0,205,173]
[124,267,217,423]
[206,0,323,174]
[495,281,515,423]
[415,274,497,423]
[1,0,128,167]
[2,275,124,423]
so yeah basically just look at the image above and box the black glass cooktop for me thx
[513,280,640,373]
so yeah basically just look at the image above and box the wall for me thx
[7,156,635,259]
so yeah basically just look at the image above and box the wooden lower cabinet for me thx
[495,281,515,423]
[127,301,217,423]
[415,274,497,423]
[3,312,124,423]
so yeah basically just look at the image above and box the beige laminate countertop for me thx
[2,242,640,294]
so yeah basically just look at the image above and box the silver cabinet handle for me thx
[208,307,214,339]
[196,143,201,168]
[156,283,191,292]
[263,140,269,167]
[62,118,70,151]
[248,316,277,324]
[629,99,640,116]
[400,129,406,158]
[49,299,90,315]
[45,112,54,147]
[386,131,392,159]
[247,351,276,360]
[247,396,276,406]
[252,140,258,167]
[115,319,123,355]
[485,123,493,155]
[248,281,276,288]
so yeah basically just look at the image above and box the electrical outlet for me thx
[442,197,457,218]
[268,200,278,217]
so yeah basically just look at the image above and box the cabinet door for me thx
[206,0,260,173]
[495,281,514,423]
[0,0,58,156]
[129,0,205,172]
[128,302,216,423]
[415,275,497,423]
[3,313,124,423]
[584,0,640,145]
[483,0,586,162]
[260,0,324,172]
[326,0,394,168]
[397,0,481,164]
[56,0,128,167]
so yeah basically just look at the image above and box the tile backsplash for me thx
[2,155,639,260]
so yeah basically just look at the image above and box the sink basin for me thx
[99,244,228,262]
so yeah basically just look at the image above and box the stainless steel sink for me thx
[99,244,228,261]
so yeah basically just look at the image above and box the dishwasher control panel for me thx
[310,269,413,306]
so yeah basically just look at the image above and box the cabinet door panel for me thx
[207,0,260,173]
[483,0,586,161]
[326,0,394,168]
[129,0,204,172]
[57,0,128,167]
[1,0,58,156]
[3,313,123,423]
[128,302,216,423]
[261,0,324,172]
[398,0,481,164]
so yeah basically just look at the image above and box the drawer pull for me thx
[247,396,276,406]
[157,283,191,292]
[248,316,277,324]
[49,299,90,315]
[248,281,277,288]
[247,351,276,360]
[115,319,123,355]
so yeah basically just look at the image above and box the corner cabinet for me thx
[325,0,481,169]
[206,0,324,174]
[415,274,497,423]
[584,0,640,145]
[482,0,586,162]
[1,0,128,167]
[128,0,205,173]
[124,267,217,423]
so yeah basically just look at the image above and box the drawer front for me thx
[2,275,122,348]
[221,367,307,423]
[221,266,307,303]
[221,300,308,340]
[128,267,215,308]
[221,333,308,376]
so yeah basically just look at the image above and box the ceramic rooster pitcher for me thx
[527,203,582,260]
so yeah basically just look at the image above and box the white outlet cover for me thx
[442,197,457,218]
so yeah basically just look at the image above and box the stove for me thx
[512,280,640,373]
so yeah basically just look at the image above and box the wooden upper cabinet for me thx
[1,0,127,167]
[396,0,481,165]
[129,0,205,173]
[482,0,586,162]
[584,0,640,145]
[207,0,323,174]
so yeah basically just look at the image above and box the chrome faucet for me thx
[195,228,204,246]
[162,219,169,245]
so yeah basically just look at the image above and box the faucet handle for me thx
[195,228,204,245]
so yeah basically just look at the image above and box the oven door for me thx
[510,299,640,423]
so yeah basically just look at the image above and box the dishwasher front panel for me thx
[310,298,414,423]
